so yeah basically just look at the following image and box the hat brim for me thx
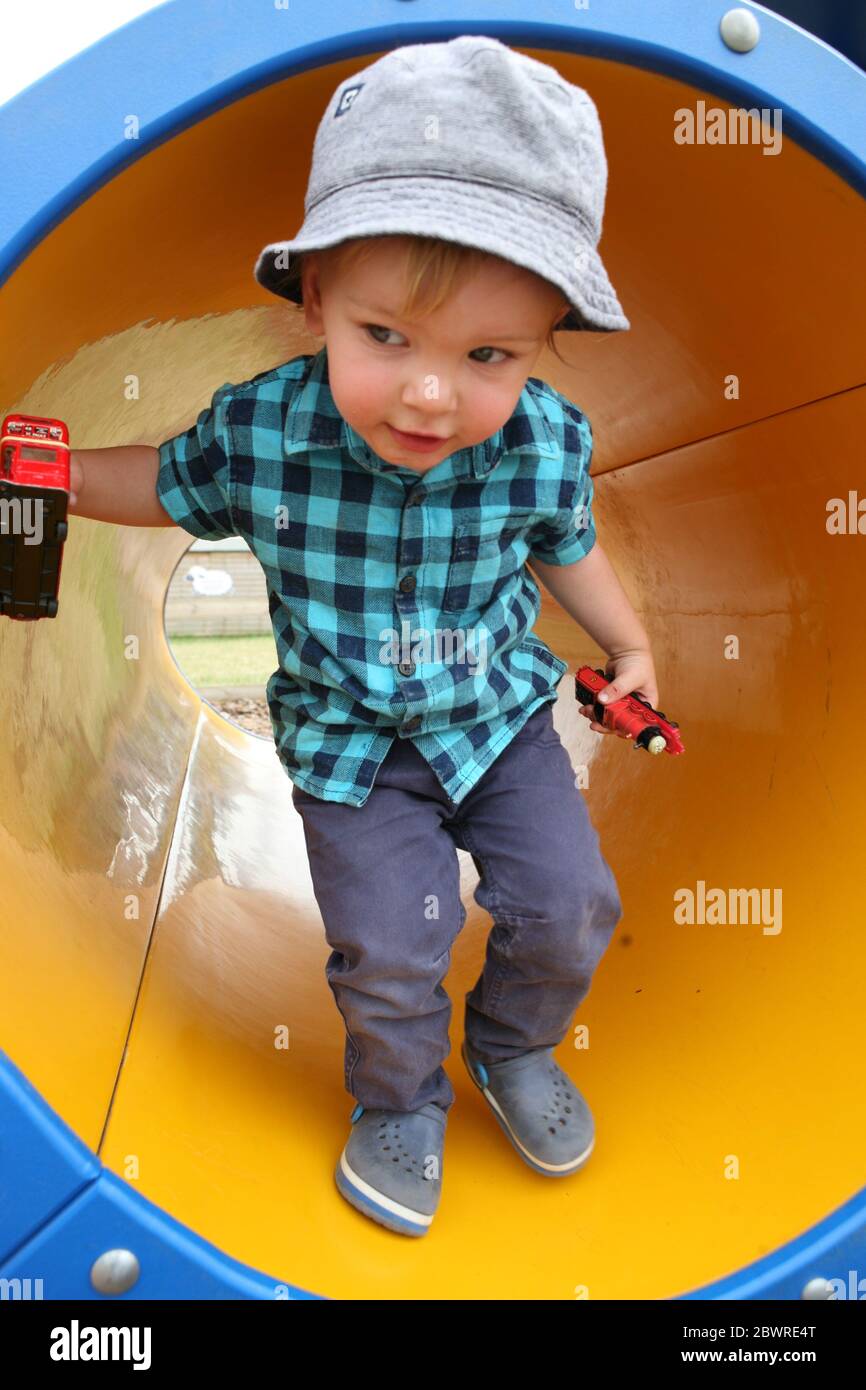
[253,177,630,332]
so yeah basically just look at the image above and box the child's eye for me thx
[364,323,404,346]
[364,324,511,364]
[469,346,512,365]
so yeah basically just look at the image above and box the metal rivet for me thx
[801,1276,834,1300]
[90,1249,141,1295]
[720,8,761,53]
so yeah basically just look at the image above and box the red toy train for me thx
[0,413,70,619]
[575,665,684,755]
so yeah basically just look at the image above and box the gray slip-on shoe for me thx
[335,1101,447,1236]
[462,1040,595,1177]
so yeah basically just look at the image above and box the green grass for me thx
[167,634,278,687]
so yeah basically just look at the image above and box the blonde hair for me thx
[276,235,574,363]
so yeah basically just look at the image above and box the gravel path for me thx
[209,697,274,739]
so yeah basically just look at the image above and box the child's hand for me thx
[69,453,83,510]
[578,648,659,736]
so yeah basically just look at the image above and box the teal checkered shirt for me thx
[156,346,595,806]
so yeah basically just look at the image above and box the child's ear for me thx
[301,256,325,335]
[303,302,324,336]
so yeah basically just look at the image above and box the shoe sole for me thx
[335,1149,435,1237]
[461,1040,594,1177]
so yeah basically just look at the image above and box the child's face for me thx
[301,240,567,474]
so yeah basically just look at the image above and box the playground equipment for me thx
[1,1,864,1300]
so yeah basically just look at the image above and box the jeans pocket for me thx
[521,701,560,745]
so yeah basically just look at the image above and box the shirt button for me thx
[403,715,421,732]
[406,491,425,507]
[398,660,415,676]
[398,574,416,593]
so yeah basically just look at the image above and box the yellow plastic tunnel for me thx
[1,2,865,1301]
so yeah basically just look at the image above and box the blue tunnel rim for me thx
[0,1047,325,1300]
[1,0,865,289]
[0,0,864,1300]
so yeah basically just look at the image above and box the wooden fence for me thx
[164,538,271,637]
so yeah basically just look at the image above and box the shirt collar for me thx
[284,344,559,480]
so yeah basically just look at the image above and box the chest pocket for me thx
[441,515,531,614]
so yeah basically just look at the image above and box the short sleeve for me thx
[527,412,596,565]
[156,383,237,540]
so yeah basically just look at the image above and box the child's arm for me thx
[528,542,659,718]
[528,543,648,655]
[69,446,177,527]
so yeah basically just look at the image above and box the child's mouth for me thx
[388,424,451,454]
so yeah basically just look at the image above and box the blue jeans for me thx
[291,700,623,1115]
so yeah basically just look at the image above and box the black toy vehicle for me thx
[0,414,70,620]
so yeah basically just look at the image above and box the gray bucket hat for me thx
[254,34,630,332]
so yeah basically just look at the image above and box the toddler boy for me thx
[70,36,658,1239]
